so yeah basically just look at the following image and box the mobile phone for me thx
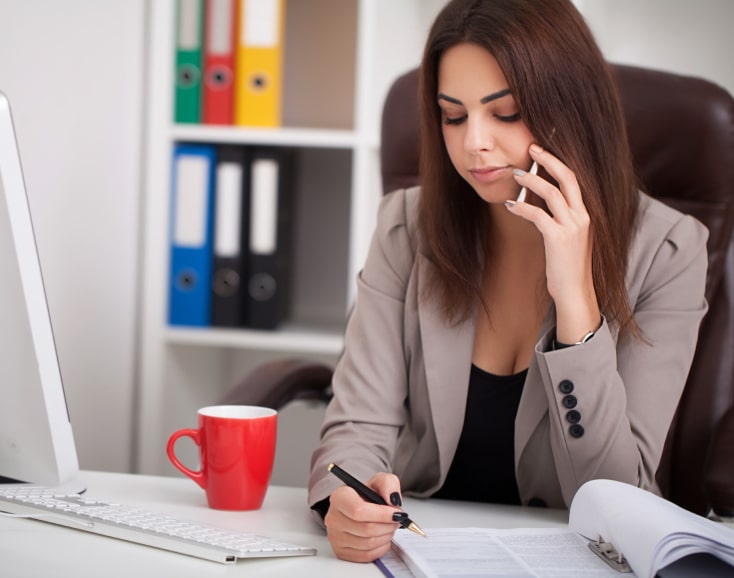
[516,160,538,203]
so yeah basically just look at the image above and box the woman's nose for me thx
[464,118,494,154]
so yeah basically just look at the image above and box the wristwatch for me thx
[554,330,596,350]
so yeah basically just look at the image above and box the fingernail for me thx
[392,512,408,522]
[513,168,526,177]
[390,492,402,506]
[530,144,543,154]
[504,200,516,208]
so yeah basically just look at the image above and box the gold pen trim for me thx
[407,521,427,538]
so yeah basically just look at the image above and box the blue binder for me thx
[168,143,217,326]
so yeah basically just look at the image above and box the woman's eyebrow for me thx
[437,93,463,105]
[480,88,511,104]
[437,88,512,105]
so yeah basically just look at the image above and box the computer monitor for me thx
[0,91,84,492]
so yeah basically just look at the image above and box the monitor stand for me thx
[0,474,86,495]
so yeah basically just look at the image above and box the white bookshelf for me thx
[135,0,437,476]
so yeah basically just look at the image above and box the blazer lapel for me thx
[414,252,556,480]
[416,254,475,477]
[515,304,556,462]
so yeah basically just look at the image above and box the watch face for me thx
[578,330,595,344]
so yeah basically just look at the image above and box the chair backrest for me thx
[380,63,734,515]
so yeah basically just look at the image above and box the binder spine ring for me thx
[207,66,232,89]
[588,537,632,573]
[213,269,240,297]
[249,273,276,301]
[249,73,270,91]
[175,269,197,291]
[177,64,200,88]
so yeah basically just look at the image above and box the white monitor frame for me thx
[0,91,81,488]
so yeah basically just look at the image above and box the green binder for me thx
[174,0,203,123]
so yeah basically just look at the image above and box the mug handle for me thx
[166,428,207,490]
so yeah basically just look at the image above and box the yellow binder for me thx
[235,0,285,127]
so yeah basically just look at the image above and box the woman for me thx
[309,0,708,563]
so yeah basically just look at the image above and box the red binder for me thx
[203,0,237,124]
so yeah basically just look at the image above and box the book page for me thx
[376,550,415,577]
[569,479,734,578]
[392,528,625,577]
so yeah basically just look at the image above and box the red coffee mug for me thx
[166,405,277,510]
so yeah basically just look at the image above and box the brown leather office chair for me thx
[220,63,734,517]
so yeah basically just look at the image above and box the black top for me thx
[432,364,527,504]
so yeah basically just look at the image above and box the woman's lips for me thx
[468,165,509,183]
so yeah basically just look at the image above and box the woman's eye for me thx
[496,112,521,123]
[443,114,466,126]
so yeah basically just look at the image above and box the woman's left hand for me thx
[506,144,601,344]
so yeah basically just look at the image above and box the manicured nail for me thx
[390,492,402,506]
[513,168,526,177]
[504,200,516,208]
[392,512,409,522]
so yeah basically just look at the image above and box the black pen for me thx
[328,463,427,537]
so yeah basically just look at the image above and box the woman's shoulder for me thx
[375,186,421,248]
[377,186,420,226]
[628,192,709,294]
[636,192,709,249]
[360,187,422,289]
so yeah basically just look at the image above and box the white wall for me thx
[578,0,734,95]
[0,0,145,472]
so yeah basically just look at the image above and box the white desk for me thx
[1,471,568,577]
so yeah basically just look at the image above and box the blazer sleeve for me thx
[307,189,418,513]
[533,209,709,506]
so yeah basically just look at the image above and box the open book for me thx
[387,479,734,578]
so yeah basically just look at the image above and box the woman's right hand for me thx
[324,472,404,563]
[508,144,601,343]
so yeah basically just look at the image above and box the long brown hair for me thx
[418,0,641,338]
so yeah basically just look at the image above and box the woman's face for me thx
[437,42,535,204]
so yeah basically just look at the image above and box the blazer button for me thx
[559,379,574,394]
[566,410,581,424]
[569,424,585,438]
[562,394,577,409]
[528,498,547,508]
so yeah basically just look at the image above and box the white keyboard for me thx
[0,485,316,564]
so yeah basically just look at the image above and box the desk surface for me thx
[1,470,568,577]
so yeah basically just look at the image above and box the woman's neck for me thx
[486,201,543,256]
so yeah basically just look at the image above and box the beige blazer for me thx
[309,187,708,512]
